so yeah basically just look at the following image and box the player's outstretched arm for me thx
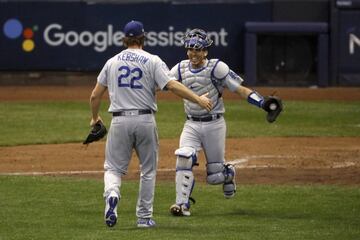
[235,85,266,108]
[166,80,212,111]
[216,60,282,122]
[235,85,283,123]
[235,85,253,99]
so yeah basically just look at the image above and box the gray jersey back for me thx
[98,48,174,112]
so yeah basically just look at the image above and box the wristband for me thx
[247,91,264,108]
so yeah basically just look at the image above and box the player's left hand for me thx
[83,119,107,145]
[90,116,103,127]
[262,96,283,123]
[199,92,213,112]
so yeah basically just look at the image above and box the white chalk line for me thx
[0,169,178,176]
[0,155,357,176]
[0,170,104,176]
[226,155,357,169]
[332,162,356,168]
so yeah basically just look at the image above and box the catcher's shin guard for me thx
[223,164,236,199]
[174,147,197,208]
[206,162,236,198]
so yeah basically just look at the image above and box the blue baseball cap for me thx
[123,20,145,37]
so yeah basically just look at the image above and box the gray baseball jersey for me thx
[99,48,174,218]
[170,59,243,163]
[98,48,173,112]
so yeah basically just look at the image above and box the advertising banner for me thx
[338,10,360,84]
[0,1,271,71]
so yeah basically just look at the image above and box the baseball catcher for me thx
[169,28,284,217]
[262,95,283,123]
[83,120,107,144]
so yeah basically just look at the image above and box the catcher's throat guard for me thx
[83,120,107,144]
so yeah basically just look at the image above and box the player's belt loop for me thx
[186,114,223,122]
[112,109,152,117]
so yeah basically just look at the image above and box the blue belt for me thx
[113,109,152,117]
[187,114,223,122]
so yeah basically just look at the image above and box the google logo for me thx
[3,18,228,53]
[3,18,37,52]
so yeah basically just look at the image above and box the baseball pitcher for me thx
[89,21,212,228]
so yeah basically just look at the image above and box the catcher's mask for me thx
[183,28,213,50]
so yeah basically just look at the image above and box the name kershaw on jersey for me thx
[117,51,149,65]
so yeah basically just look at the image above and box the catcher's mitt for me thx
[262,96,283,123]
[83,120,107,144]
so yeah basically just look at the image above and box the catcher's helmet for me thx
[183,28,213,50]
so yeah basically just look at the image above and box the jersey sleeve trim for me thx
[177,63,182,82]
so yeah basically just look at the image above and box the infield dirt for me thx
[1,86,359,185]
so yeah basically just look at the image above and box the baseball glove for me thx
[262,96,283,123]
[83,120,107,144]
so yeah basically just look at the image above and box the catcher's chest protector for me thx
[179,59,225,116]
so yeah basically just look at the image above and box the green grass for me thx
[0,176,359,240]
[1,100,360,146]
[1,99,360,239]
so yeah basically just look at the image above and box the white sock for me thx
[104,171,121,198]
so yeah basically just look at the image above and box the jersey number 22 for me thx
[118,66,143,89]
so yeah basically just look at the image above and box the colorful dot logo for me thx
[3,18,37,52]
